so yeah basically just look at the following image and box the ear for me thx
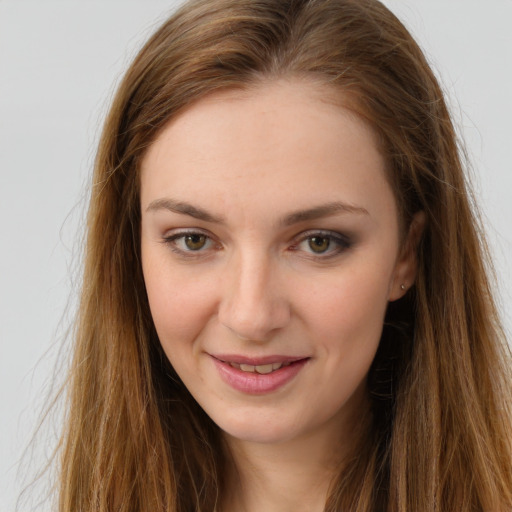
[388,210,426,301]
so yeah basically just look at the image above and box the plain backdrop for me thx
[1,1,511,510]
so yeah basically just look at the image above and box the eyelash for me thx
[162,229,351,259]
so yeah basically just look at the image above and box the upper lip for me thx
[210,354,309,365]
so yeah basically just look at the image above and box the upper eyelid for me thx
[163,227,213,239]
[293,229,350,242]
[161,228,350,241]
[162,228,216,244]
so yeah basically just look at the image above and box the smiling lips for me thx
[228,361,291,374]
[211,355,309,394]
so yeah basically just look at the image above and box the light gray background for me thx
[1,1,511,510]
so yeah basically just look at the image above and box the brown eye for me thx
[308,236,330,253]
[295,231,351,258]
[184,234,208,251]
[164,231,216,255]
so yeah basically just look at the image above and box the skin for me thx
[140,79,421,512]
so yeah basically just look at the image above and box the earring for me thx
[400,284,406,291]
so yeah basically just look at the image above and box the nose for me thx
[218,252,291,342]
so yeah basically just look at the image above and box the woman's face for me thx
[140,80,416,445]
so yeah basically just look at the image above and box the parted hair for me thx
[58,0,512,510]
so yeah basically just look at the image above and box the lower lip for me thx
[212,357,309,395]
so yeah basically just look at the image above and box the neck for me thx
[222,435,337,512]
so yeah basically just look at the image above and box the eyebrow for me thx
[282,201,369,225]
[146,198,226,223]
[146,198,369,225]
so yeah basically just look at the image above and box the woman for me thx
[58,0,512,510]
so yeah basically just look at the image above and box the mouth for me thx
[210,355,310,394]
[212,354,308,371]
[210,354,311,395]
[223,361,294,374]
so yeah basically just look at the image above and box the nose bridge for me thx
[218,246,290,341]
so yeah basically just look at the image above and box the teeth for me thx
[255,364,274,374]
[230,362,288,374]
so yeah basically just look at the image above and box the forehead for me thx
[140,79,396,224]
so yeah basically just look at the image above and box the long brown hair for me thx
[58,0,512,510]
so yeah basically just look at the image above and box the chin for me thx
[223,425,295,445]
[211,409,305,445]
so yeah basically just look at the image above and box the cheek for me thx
[298,264,392,359]
[142,254,218,349]
[304,267,391,325]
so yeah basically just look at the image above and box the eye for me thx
[293,231,351,257]
[182,233,208,251]
[163,231,216,254]
[307,236,331,253]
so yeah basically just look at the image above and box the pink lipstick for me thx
[210,354,309,394]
